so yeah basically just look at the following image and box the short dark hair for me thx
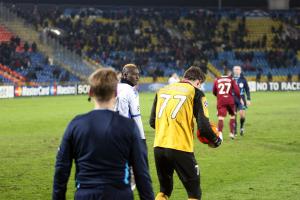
[183,66,206,82]
[88,68,118,102]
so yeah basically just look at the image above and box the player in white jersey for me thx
[115,64,147,191]
[116,64,145,140]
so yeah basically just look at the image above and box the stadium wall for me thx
[1,82,300,99]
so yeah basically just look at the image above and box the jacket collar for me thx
[121,78,135,87]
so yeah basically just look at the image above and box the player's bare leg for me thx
[239,110,246,136]
[229,115,236,139]
[155,192,169,200]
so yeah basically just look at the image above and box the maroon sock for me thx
[230,118,235,134]
[218,120,224,132]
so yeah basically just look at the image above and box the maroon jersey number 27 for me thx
[213,76,240,106]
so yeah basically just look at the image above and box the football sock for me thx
[234,116,238,134]
[240,117,245,129]
[229,118,235,134]
[218,120,224,132]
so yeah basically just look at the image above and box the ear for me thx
[195,80,201,88]
[88,88,94,99]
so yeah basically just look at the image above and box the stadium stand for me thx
[0,24,80,85]
[2,5,300,81]
[0,25,13,42]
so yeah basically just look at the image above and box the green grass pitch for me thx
[0,92,299,200]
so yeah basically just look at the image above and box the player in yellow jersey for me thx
[149,66,222,200]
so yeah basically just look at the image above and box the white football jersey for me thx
[115,83,145,139]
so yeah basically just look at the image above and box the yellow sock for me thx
[155,192,169,200]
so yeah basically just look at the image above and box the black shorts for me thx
[154,147,201,199]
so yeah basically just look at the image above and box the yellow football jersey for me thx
[152,82,200,152]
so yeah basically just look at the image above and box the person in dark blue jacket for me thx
[52,68,154,200]
[233,66,251,136]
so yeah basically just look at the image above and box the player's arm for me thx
[128,90,146,139]
[130,124,154,200]
[149,94,157,129]
[232,80,241,99]
[231,79,241,99]
[244,79,251,101]
[52,122,74,200]
[194,90,221,147]
[232,79,242,104]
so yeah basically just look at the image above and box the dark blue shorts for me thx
[235,96,247,111]
[75,185,133,200]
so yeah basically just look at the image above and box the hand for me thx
[240,99,244,106]
[209,137,222,148]
[247,100,251,106]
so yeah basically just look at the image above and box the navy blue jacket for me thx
[52,109,154,200]
[233,75,251,100]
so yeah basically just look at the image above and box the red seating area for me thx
[0,25,13,42]
[0,64,37,86]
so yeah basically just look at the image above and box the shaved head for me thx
[121,63,140,86]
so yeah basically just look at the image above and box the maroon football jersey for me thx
[213,76,240,106]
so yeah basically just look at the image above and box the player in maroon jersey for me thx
[213,68,243,139]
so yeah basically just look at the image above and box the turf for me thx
[0,92,299,200]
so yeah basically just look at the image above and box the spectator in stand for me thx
[32,42,37,52]
[256,72,261,82]
[267,72,273,82]
[287,73,292,82]
[53,67,61,79]
[24,42,29,52]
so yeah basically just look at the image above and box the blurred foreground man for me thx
[150,66,222,200]
[52,68,154,200]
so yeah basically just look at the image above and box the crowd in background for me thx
[5,5,300,79]
[0,37,38,80]
[0,36,73,83]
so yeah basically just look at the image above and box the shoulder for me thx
[70,112,90,124]
[194,88,205,99]
[113,111,135,125]
[118,83,134,90]
[64,111,93,133]
[118,83,135,96]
